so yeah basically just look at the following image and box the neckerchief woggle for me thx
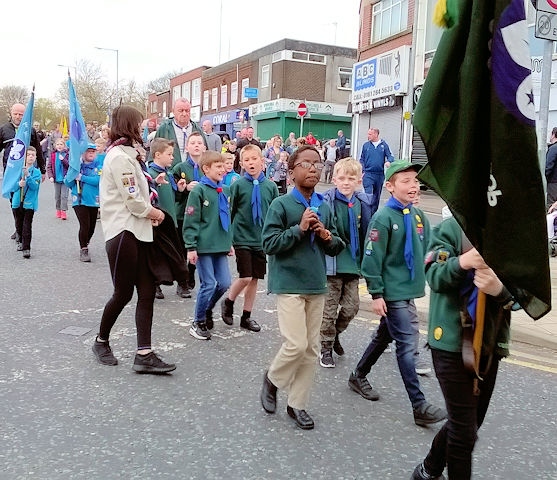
[335,189,359,261]
[291,187,323,248]
[150,163,178,191]
[386,196,414,279]
[200,176,229,231]
[187,156,200,181]
[244,172,266,226]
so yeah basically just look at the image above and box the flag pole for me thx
[471,290,486,394]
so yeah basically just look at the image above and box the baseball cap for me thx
[385,160,421,181]
[86,143,97,150]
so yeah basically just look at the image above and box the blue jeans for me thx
[355,300,425,408]
[194,254,231,323]
[423,349,499,480]
[363,172,384,198]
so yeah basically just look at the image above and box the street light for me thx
[95,46,119,106]
[57,64,77,78]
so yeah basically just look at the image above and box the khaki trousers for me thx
[268,294,325,410]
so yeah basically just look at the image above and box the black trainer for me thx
[133,351,176,374]
[205,309,214,330]
[348,372,380,400]
[320,349,335,368]
[155,285,165,299]
[176,284,192,298]
[92,338,118,366]
[221,299,234,325]
[333,334,345,356]
[240,317,261,332]
[410,463,446,480]
[413,402,447,427]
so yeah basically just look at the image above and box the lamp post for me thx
[95,46,119,107]
[57,64,77,78]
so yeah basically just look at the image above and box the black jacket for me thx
[0,121,45,173]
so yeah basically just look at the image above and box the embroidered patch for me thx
[128,187,135,193]
[433,327,443,340]
[436,250,450,263]
[203,200,209,207]
[392,224,399,231]
[369,229,379,242]
[186,206,195,216]
[121,177,130,187]
[424,250,435,264]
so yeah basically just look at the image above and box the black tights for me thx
[98,231,155,348]
[73,205,98,248]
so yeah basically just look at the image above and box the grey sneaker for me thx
[348,372,380,400]
[133,351,176,374]
[22,249,30,259]
[319,349,335,368]
[413,402,447,427]
[189,321,211,340]
[92,338,118,366]
[80,247,91,262]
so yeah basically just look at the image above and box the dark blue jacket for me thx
[360,140,394,175]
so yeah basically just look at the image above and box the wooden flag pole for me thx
[471,290,486,394]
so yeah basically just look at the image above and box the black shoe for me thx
[333,334,345,356]
[92,338,118,366]
[221,299,234,325]
[133,351,176,374]
[176,285,192,298]
[22,250,31,259]
[205,310,214,330]
[10,231,16,240]
[320,349,335,368]
[413,402,447,427]
[348,372,380,401]
[16,242,23,251]
[287,406,314,430]
[189,321,211,340]
[410,463,446,480]
[155,285,165,299]
[260,371,277,413]
[240,317,261,332]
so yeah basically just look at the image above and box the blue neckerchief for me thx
[244,172,266,226]
[200,176,229,231]
[187,156,200,181]
[460,270,478,329]
[139,159,159,207]
[386,196,415,279]
[55,152,66,182]
[291,187,323,248]
[150,163,177,191]
[335,189,359,261]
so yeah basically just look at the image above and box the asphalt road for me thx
[1,181,556,479]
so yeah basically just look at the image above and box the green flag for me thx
[414,0,550,320]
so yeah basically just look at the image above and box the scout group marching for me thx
[4,101,514,480]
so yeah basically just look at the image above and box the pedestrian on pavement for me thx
[148,138,188,300]
[171,131,207,298]
[202,119,223,152]
[153,98,207,168]
[64,143,102,262]
[359,128,394,198]
[348,160,447,427]
[221,144,279,333]
[259,145,344,430]
[236,126,262,151]
[183,150,233,340]
[322,139,340,183]
[336,130,347,159]
[411,214,513,480]
[11,147,41,259]
[319,158,377,368]
[545,127,557,209]
[93,105,176,374]
[47,138,70,220]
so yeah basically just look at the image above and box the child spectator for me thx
[259,145,344,430]
[221,144,279,332]
[183,150,233,340]
[172,131,206,298]
[64,143,102,262]
[47,138,70,220]
[12,146,41,258]
[319,158,378,367]
[222,152,240,186]
[149,138,187,299]
[347,160,446,427]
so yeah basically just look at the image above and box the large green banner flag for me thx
[414,0,550,319]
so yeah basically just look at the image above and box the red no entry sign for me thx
[297,103,308,117]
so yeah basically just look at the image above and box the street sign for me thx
[244,87,258,98]
[297,102,308,117]
[537,0,557,13]
[535,10,557,41]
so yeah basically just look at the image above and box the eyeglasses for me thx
[293,161,324,170]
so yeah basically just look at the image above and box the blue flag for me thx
[2,90,35,199]
[65,74,88,183]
